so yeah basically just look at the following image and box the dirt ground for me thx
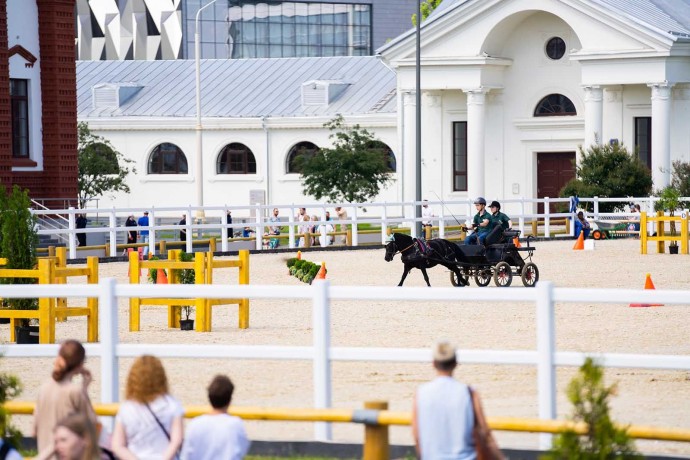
[1,238,689,456]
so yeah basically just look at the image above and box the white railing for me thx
[2,280,690,449]
[31,196,681,259]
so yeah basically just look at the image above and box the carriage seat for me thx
[503,229,520,239]
[456,244,486,263]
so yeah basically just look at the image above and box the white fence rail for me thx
[2,281,690,448]
[31,195,682,260]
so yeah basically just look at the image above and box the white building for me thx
[78,0,690,214]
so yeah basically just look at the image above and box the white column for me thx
[583,85,603,148]
[464,88,488,199]
[649,82,673,188]
[603,85,622,145]
[422,91,443,197]
[403,92,417,215]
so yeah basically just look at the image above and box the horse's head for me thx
[384,235,397,262]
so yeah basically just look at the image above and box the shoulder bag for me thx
[469,387,506,460]
[145,402,181,460]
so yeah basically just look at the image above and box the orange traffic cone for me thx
[297,251,302,260]
[513,236,521,248]
[157,268,168,284]
[630,273,663,307]
[317,262,326,279]
[573,231,584,250]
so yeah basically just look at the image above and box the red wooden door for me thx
[537,152,576,214]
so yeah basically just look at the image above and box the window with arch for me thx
[534,94,576,117]
[366,140,397,172]
[148,143,188,174]
[217,143,257,174]
[286,141,320,173]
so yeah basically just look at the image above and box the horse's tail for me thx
[451,241,467,263]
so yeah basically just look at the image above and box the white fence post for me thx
[186,207,193,254]
[594,197,600,220]
[288,206,296,249]
[149,209,156,256]
[255,203,263,251]
[410,202,418,239]
[381,205,388,244]
[109,209,117,257]
[351,206,358,247]
[68,207,77,259]
[312,279,332,441]
[439,206,445,238]
[536,281,556,449]
[99,277,119,432]
[221,211,228,252]
[544,197,550,238]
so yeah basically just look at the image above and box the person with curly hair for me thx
[53,413,103,460]
[112,355,183,460]
[34,340,97,460]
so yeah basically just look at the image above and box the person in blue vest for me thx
[138,211,150,256]
[574,211,591,239]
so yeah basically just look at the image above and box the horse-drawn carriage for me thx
[384,230,539,288]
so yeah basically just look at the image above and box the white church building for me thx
[77,0,690,213]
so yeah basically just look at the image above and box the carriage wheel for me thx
[521,262,539,287]
[592,230,602,240]
[474,269,491,287]
[450,271,470,287]
[493,262,513,287]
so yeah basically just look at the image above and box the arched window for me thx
[148,143,188,174]
[217,143,256,174]
[366,141,397,172]
[286,141,319,174]
[534,94,576,116]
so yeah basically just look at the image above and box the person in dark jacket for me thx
[179,215,187,242]
[125,215,138,245]
[75,214,88,247]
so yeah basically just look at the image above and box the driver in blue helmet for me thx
[465,197,492,245]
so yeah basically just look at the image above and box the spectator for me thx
[574,211,591,239]
[318,216,335,247]
[412,340,500,460]
[298,215,311,247]
[53,413,105,460]
[0,438,22,460]
[125,215,138,246]
[421,200,434,233]
[178,215,187,242]
[629,204,641,232]
[112,355,183,460]
[138,211,150,257]
[226,211,234,237]
[76,214,88,248]
[266,208,281,235]
[34,340,97,460]
[334,207,348,245]
[181,375,249,460]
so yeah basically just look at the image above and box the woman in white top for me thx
[112,355,184,460]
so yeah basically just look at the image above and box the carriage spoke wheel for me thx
[493,262,513,287]
[521,262,539,287]
[450,271,470,287]
[474,268,492,287]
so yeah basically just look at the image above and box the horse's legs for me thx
[420,268,431,287]
[450,266,466,287]
[398,266,411,286]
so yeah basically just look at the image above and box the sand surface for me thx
[2,238,689,456]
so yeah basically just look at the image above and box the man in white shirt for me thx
[181,375,249,460]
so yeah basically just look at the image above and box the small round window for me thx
[545,37,566,60]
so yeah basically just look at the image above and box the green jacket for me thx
[491,211,510,230]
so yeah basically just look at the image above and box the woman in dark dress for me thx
[125,215,138,245]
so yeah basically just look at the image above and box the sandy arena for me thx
[1,238,689,456]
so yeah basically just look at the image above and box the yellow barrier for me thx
[0,250,99,344]
[128,250,250,332]
[640,211,689,254]
[4,400,690,443]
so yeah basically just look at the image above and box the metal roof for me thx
[77,56,397,118]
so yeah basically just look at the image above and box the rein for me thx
[395,241,416,255]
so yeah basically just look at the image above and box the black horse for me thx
[384,232,466,287]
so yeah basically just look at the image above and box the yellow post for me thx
[531,220,538,237]
[194,252,207,332]
[304,233,311,248]
[55,246,67,321]
[129,250,141,331]
[363,401,389,460]
[167,250,181,328]
[159,240,167,254]
[104,244,110,258]
[346,229,352,246]
[86,257,99,342]
[657,211,665,254]
[424,226,431,239]
[48,246,55,257]
[640,212,648,254]
[209,238,216,253]
[565,217,570,234]
[37,259,55,344]
[681,215,688,255]
[238,249,250,329]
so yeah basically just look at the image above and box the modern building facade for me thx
[76,0,418,61]
[1,0,78,203]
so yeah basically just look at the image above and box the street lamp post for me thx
[415,0,422,237]
[195,0,220,218]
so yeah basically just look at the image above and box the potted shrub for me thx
[654,185,682,254]
[177,251,195,330]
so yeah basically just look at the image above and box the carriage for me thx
[448,230,538,287]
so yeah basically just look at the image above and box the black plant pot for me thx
[15,325,39,344]
[180,319,194,331]
[669,245,679,254]
[0,317,10,324]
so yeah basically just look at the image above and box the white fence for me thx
[2,280,690,448]
[33,196,675,260]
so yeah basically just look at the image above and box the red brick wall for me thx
[0,0,13,188]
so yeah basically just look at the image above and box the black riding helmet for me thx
[489,200,501,210]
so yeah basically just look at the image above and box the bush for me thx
[177,251,195,320]
[560,143,652,212]
[286,258,298,268]
[542,357,641,460]
[670,160,690,206]
[0,357,22,450]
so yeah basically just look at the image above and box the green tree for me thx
[78,122,136,208]
[670,159,690,199]
[542,358,641,460]
[299,115,394,204]
[560,143,652,213]
[412,0,443,25]
[0,356,22,450]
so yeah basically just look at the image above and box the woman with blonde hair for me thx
[112,355,183,460]
[53,413,102,460]
[35,340,97,460]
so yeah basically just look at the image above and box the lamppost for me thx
[195,0,220,218]
[415,0,422,237]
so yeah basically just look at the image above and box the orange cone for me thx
[317,262,326,279]
[573,231,584,250]
[513,236,521,248]
[156,268,168,284]
[297,251,302,260]
[630,273,663,307]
